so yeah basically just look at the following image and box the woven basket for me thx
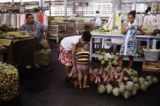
[144,49,160,61]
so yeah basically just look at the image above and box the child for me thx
[72,45,90,89]
[119,10,147,69]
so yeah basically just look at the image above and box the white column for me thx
[152,40,157,49]
[64,0,67,19]
[39,0,44,7]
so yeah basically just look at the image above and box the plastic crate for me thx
[144,49,160,61]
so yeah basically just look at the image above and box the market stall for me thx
[0,31,40,70]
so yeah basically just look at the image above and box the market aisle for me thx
[1,43,160,106]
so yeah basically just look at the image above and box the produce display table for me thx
[0,37,40,70]
[90,33,160,61]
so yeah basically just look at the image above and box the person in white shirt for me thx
[95,11,102,28]
[59,31,92,80]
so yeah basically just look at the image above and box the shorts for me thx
[76,64,88,71]
[59,45,72,66]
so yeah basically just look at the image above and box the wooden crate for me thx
[142,61,160,72]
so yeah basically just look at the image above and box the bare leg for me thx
[118,55,124,69]
[83,69,90,88]
[65,66,72,78]
[128,56,133,69]
[78,70,82,89]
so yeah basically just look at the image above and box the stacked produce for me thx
[95,25,113,34]
[0,31,34,39]
[0,63,19,102]
[90,52,159,99]
[34,49,52,67]
[0,25,17,32]
[0,4,19,13]
[49,17,65,24]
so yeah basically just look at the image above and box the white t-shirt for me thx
[95,14,102,27]
[60,36,81,51]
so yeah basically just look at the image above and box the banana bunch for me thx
[0,63,19,102]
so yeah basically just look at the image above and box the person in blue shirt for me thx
[20,13,47,38]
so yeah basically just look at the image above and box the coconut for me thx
[140,83,147,91]
[146,76,152,81]
[134,83,140,91]
[132,77,138,83]
[123,91,131,99]
[104,56,109,62]
[101,60,105,65]
[112,60,118,66]
[152,77,159,84]
[95,51,100,54]
[116,67,122,73]
[132,88,137,96]
[123,77,129,81]
[144,81,150,88]
[98,84,106,94]
[112,87,120,96]
[98,56,104,61]
[126,81,134,91]
[101,51,106,55]
[139,77,145,84]
[106,84,113,94]
[119,83,126,93]
[132,71,138,76]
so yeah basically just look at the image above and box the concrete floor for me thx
[1,43,160,106]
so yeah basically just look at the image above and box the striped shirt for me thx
[76,52,89,64]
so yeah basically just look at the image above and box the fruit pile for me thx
[0,63,19,102]
[34,49,52,67]
[93,53,159,99]
[98,70,158,99]
[0,31,34,39]
[95,25,113,34]
[0,25,16,32]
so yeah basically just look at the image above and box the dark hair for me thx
[82,31,92,42]
[26,13,33,19]
[128,10,136,18]
[145,6,151,14]
[96,11,99,14]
